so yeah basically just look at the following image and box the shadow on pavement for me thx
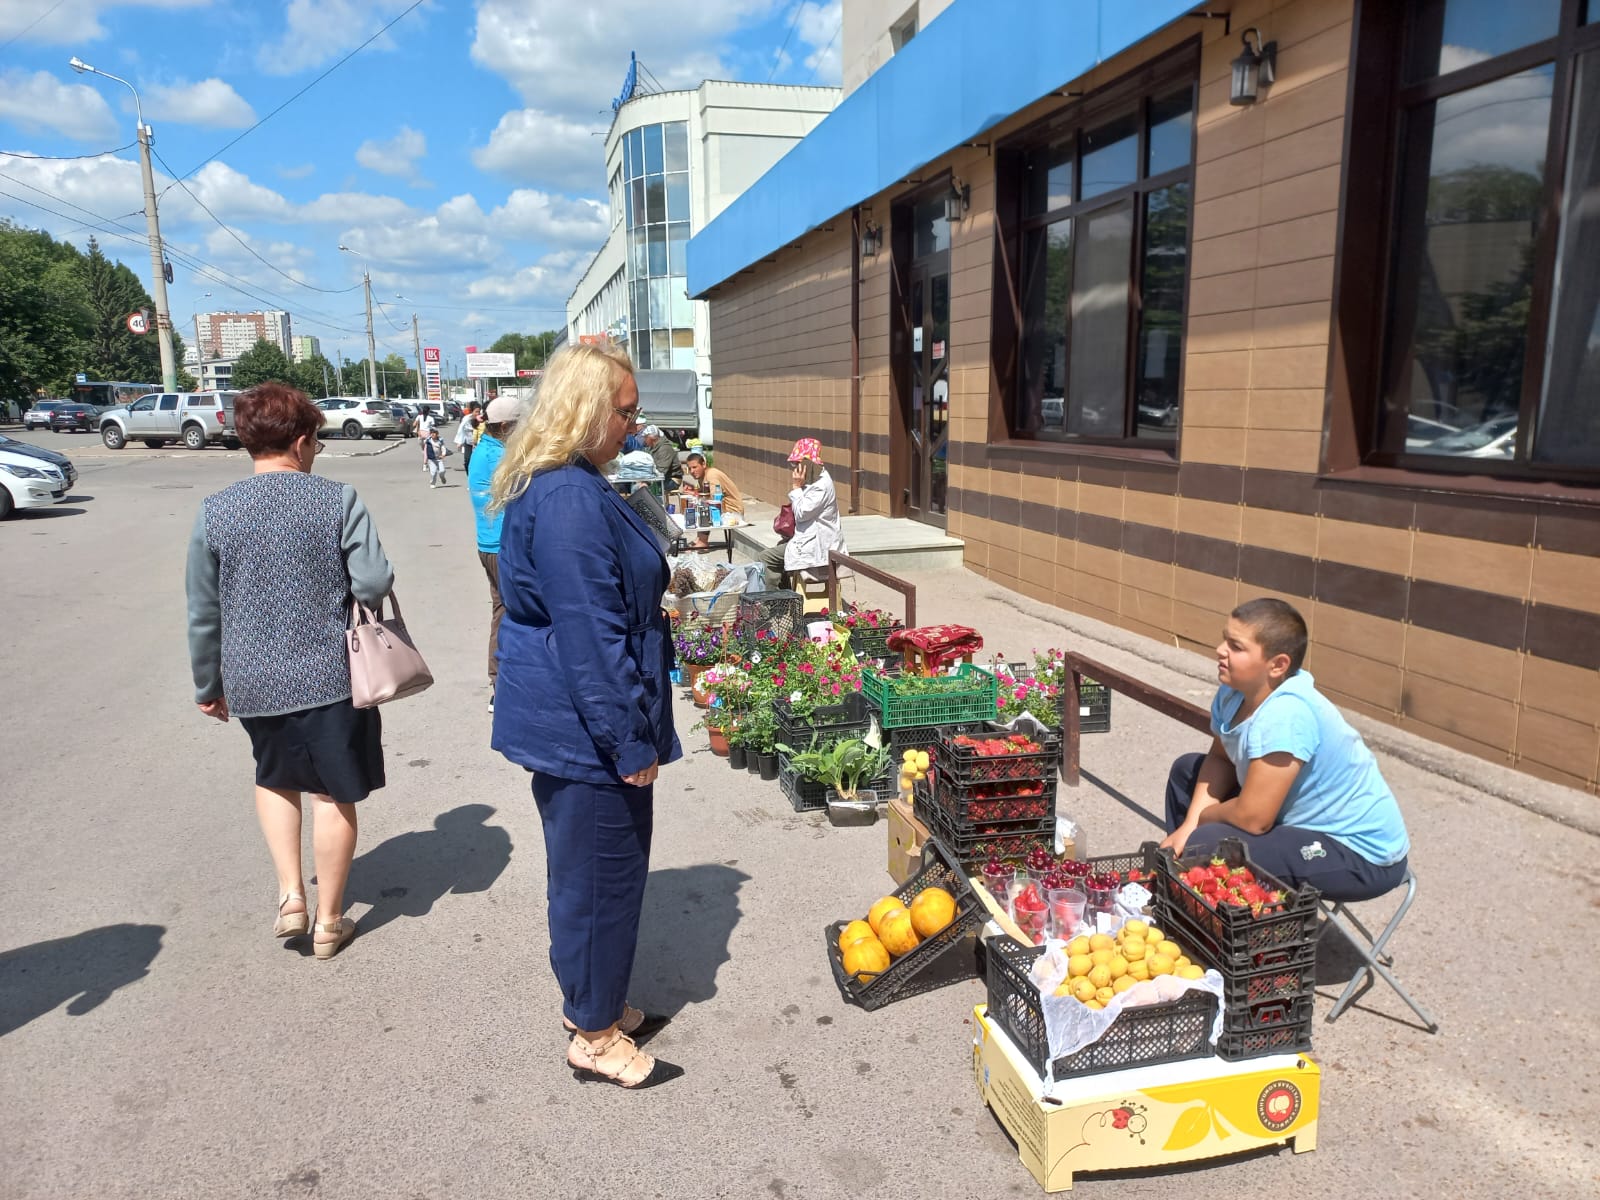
[0,923,165,1036]
[337,804,513,939]
[1079,767,1162,829]
[632,862,751,1017]
[11,506,90,520]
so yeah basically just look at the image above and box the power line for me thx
[0,143,136,162]
[805,19,843,85]
[161,0,428,196]
[767,2,805,83]
[150,144,362,296]
[0,0,67,51]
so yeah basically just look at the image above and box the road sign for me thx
[466,352,515,379]
[126,312,149,334]
[75,373,87,383]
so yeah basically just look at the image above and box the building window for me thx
[1006,72,1195,445]
[1362,1,1600,475]
[621,118,693,373]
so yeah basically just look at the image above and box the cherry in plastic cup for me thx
[1085,881,1116,918]
[1048,887,1086,939]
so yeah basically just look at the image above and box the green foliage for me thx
[231,337,296,390]
[0,223,171,402]
[489,330,560,373]
[772,736,889,800]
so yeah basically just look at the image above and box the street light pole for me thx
[338,244,379,397]
[192,291,210,390]
[70,55,176,392]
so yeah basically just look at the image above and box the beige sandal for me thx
[562,1004,670,1041]
[274,892,309,938]
[568,1029,682,1090]
[312,916,355,960]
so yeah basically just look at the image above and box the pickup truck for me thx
[99,391,241,450]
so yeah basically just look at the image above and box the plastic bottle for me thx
[712,483,723,505]
[710,501,723,527]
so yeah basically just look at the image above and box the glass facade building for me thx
[622,120,696,370]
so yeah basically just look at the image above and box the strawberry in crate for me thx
[1179,859,1289,917]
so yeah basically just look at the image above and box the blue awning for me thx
[687,0,1197,297]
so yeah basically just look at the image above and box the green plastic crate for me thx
[862,664,1000,729]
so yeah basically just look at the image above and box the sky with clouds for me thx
[0,0,843,367]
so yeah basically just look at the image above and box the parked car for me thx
[99,391,241,450]
[49,402,100,433]
[318,397,402,440]
[0,437,76,518]
[387,402,415,437]
[22,400,70,431]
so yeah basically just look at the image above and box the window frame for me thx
[993,41,1199,451]
[1337,0,1600,485]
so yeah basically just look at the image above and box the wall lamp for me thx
[1230,27,1277,105]
[861,217,882,259]
[944,177,971,222]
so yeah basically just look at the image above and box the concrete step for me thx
[731,500,966,573]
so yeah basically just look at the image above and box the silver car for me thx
[318,398,403,440]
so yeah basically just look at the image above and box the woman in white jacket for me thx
[761,437,845,587]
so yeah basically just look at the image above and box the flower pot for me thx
[691,671,713,708]
[727,744,747,770]
[685,662,705,690]
[825,788,882,827]
[757,752,779,781]
[707,727,729,756]
[745,752,761,774]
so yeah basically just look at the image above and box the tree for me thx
[231,337,296,390]
[489,330,560,373]
[80,236,166,383]
[294,354,337,399]
[0,221,91,403]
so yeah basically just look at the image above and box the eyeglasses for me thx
[306,437,325,456]
[612,405,640,421]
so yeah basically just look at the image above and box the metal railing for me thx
[825,550,916,627]
[1060,651,1210,786]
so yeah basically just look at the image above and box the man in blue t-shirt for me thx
[1160,598,1410,901]
[467,395,519,713]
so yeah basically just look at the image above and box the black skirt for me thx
[240,698,385,803]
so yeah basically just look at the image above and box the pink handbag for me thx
[347,592,433,707]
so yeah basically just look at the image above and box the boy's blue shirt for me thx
[1211,670,1410,866]
[467,433,505,553]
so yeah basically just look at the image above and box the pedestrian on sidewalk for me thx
[467,395,518,713]
[184,381,394,962]
[455,403,481,472]
[423,427,450,488]
[760,437,845,588]
[487,342,683,1090]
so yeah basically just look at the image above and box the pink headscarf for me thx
[787,437,823,465]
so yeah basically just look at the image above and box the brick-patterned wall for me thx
[701,0,1600,793]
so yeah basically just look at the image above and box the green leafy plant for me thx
[774,735,890,801]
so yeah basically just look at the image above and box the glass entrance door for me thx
[907,259,950,527]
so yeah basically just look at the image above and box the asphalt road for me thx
[2,429,1597,1199]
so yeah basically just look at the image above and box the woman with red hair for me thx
[185,382,395,960]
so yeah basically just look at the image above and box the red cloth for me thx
[888,624,984,669]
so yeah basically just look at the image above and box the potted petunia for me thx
[674,626,725,698]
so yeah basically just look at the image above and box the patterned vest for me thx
[203,473,352,717]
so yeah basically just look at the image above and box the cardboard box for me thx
[973,1005,1318,1192]
[887,795,932,884]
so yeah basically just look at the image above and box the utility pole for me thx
[362,273,378,397]
[411,313,424,402]
[71,56,176,391]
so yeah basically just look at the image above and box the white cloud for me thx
[141,78,257,129]
[299,191,415,225]
[471,108,607,192]
[277,163,316,180]
[0,0,212,47]
[0,70,119,142]
[794,1,842,86]
[256,0,419,76]
[470,0,768,117]
[355,125,428,184]
[464,248,590,304]
[182,161,295,222]
[489,189,608,246]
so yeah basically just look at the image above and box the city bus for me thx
[70,380,160,410]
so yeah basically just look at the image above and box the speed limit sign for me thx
[126,311,149,334]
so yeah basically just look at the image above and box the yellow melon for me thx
[867,895,904,936]
[878,907,920,958]
[909,887,957,938]
[838,920,874,952]
[841,936,890,982]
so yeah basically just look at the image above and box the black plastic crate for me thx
[736,590,805,650]
[1216,998,1315,1062]
[889,721,982,758]
[837,621,900,661]
[773,691,873,750]
[985,938,1218,1081]
[824,837,985,1011]
[1155,839,1320,969]
[1073,679,1112,734]
[920,797,1053,868]
[778,756,894,814]
[1158,901,1319,976]
[1220,992,1315,1035]
[928,771,1056,825]
[934,726,1063,786]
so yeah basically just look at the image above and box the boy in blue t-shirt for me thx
[1160,598,1410,901]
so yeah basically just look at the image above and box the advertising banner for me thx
[465,351,515,379]
[423,346,442,402]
